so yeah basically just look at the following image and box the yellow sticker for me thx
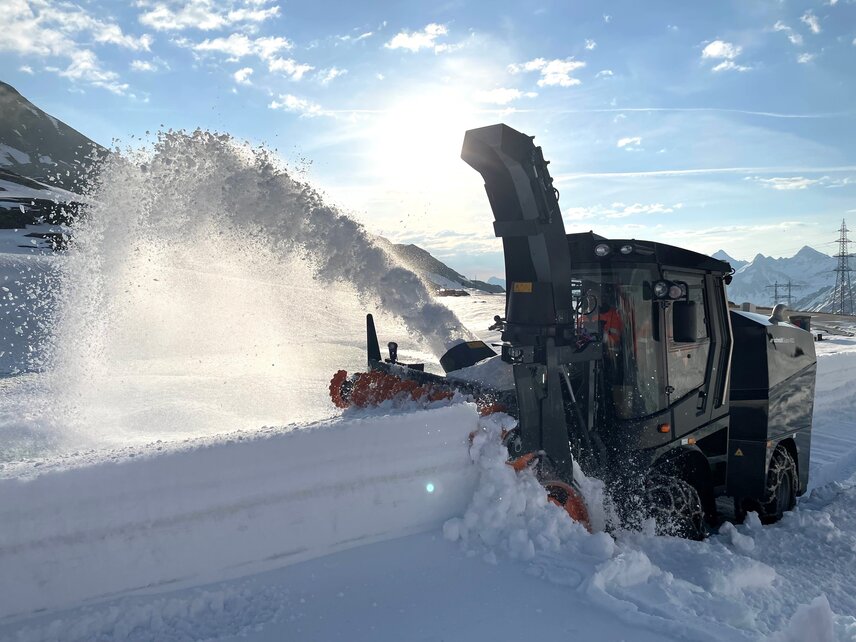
[513,282,533,293]
[467,341,486,348]
[735,448,744,457]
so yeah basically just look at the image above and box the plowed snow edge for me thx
[0,403,479,619]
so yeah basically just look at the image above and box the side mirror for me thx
[672,300,697,343]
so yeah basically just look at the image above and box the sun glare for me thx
[370,92,481,190]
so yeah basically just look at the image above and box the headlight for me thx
[594,243,611,257]
[619,244,633,255]
[653,280,669,298]
[668,284,684,299]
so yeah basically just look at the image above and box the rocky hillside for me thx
[0,81,106,193]
[376,237,504,294]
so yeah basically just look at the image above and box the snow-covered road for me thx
[2,292,856,641]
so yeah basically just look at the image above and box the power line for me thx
[765,280,803,307]
[832,219,855,315]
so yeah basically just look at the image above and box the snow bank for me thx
[0,403,479,619]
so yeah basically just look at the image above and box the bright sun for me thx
[370,91,482,190]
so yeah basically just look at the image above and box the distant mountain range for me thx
[722,245,843,313]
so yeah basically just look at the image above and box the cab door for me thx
[663,271,714,436]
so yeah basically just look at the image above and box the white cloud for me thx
[267,57,314,80]
[773,21,803,46]
[317,67,346,85]
[508,57,586,87]
[269,93,330,117]
[19,65,33,74]
[667,24,679,32]
[137,0,280,32]
[191,33,291,58]
[0,2,144,94]
[800,11,821,34]
[797,52,815,64]
[131,59,157,71]
[603,14,612,23]
[51,50,129,95]
[566,202,683,220]
[702,40,742,60]
[473,88,537,105]
[595,69,614,78]
[233,66,253,84]
[749,175,854,190]
[184,33,312,80]
[355,31,373,41]
[585,39,597,50]
[617,136,642,148]
[702,40,751,72]
[712,60,751,72]
[384,23,449,53]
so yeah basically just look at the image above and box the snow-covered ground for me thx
[2,290,856,641]
[2,132,856,641]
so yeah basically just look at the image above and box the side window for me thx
[664,273,710,401]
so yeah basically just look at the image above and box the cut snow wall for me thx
[0,404,479,619]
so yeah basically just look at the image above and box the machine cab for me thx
[555,233,733,441]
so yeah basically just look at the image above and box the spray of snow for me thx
[3,130,474,456]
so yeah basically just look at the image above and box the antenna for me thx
[832,219,855,315]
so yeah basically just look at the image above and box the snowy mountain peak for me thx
[712,250,747,271]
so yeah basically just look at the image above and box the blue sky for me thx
[3,0,856,279]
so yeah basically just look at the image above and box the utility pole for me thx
[833,219,855,315]
[766,281,782,306]
[766,280,803,308]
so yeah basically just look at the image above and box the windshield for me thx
[573,267,665,420]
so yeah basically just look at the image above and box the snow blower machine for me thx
[330,124,817,539]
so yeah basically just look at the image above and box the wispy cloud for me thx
[137,0,280,32]
[595,69,614,78]
[131,59,159,72]
[556,166,856,182]
[617,136,642,149]
[800,11,821,35]
[19,65,34,74]
[0,1,153,94]
[269,94,331,117]
[566,202,683,220]
[317,67,347,85]
[748,175,854,190]
[772,21,803,46]
[508,57,586,87]
[797,53,815,64]
[182,33,313,80]
[585,39,597,50]
[384,23,451,53]
[701,40,751,72]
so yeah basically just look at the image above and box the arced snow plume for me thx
[1,130,473,457]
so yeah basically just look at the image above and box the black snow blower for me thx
[330,124,817,538]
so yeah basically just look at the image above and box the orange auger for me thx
[329,369,453,410]
[329,369,506,416]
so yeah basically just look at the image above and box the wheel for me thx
[643,474,707,540]
[759,446,797,524]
